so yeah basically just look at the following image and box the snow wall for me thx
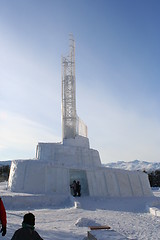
[8,136,152,197]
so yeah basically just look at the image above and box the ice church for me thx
[8,36,152,198]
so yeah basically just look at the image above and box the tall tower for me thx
[62,35,88,141]
[62,35,76,139]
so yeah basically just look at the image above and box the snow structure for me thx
[8,35,152,198]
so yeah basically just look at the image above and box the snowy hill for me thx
[103,160,160,172]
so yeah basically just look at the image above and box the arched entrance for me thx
[69,169,89,196]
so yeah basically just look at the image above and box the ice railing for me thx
[76,115,88,138]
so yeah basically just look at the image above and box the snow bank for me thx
[3,193,70,209]
[146,197,160,217]
[88,229,130,240]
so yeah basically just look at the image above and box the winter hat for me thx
[23,213,35,226]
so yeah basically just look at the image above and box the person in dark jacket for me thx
[11,212,43,240]
[70,180,77,197]
[0,197,7,236]
[76,181,81,197]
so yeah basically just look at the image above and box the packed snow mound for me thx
[75,217,100,227]
[8,159,152,197]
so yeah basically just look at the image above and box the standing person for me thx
[70,180,77,197]
[76,181,81,197]
[0,197,7,236]
[11,212,43,240]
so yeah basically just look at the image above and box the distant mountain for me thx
[103,160,160,172]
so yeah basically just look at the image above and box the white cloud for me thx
[0,110,61,160]
[78,88,160,163]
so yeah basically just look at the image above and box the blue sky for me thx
[0,0,160,163]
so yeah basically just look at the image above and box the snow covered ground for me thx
[1,182,160,240]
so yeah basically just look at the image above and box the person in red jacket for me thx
[0,198,7,236]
